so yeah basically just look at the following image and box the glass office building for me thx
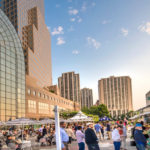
[0,9,25,121]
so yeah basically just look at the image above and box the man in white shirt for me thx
[112,125,121,150]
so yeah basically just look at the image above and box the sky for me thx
[44,0,150,110]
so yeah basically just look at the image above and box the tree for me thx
[82,104,110,118]
[59,111,78,119]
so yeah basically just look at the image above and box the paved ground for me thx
[39,138,137,150]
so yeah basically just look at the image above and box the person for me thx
[60,121,69,150]
[42,126,47,136]
[85,123,100,150]
[147,135,150,149]
[66,125,75,144]
[106,121,111,140]
[74,123,78,133]
[134,123,146,150]
[112,125,121,150]
[76,126,85,150]
[94,122,102,140]
[101,124,104,140]
[141,121,146,132]
[120,121,127,150]
[39,125,43,133]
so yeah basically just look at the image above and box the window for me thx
[38,92,41,97]
[33,91,36,96]
[27,89,31,95]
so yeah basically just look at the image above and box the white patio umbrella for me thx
[6,118,36,141]
[6,118,35,126]
[0,121,5,126]
[39,118,55,124]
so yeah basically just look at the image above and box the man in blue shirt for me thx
[94,122,102,140]
[60,121,69,150]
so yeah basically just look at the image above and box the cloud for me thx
[51,26,64,36]
[121,28,129,37]
[81,2,87,12]
[72,50,79,55]
[138,22,150,35]
[92,2,96,7]
[56,4,60,8]
[57,37,65,45]
[68,26,74,32]
[68,9,79,15]
[70,18,76,22]
[78,17,82,23]
[47,26,51,31]
[86,37,101,49]
[102,20,111,25]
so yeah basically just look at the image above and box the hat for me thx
[135,123,142,127]
[86,123,93,126]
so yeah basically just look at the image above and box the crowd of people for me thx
[59,120,150,150]
[0,120,149,150]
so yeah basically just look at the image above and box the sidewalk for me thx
[39,138,137,150]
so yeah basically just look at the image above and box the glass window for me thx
[33,91,36,96]
[27,89,31,95]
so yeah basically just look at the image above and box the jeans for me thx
[136,144,145,150]
[78,142,85,150]
[114,141,121,150]
[87,143,100,150]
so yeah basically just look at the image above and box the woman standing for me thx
[76,126,85,150]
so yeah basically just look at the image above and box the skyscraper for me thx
[0,0,52,87]
[58,72,81,104]
[98,76,133,117]
[81,88,93,109]
[0,9,25,121]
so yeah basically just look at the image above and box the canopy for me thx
[38,118,55,124]
[99,116,110,121]
[6,118,36,126]
[69,111,93,121]
[130,111,150,120]
[0,121,5,126]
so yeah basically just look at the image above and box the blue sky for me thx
[44,0,150,110]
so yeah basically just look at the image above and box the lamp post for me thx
[54,105,61,150]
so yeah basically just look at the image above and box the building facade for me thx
[26,75,80,120]
[58,72,81,104]
[146,91,150,106]
[81,88,93,109]
[98,76,133,117]
[0,1,80,120]
[0,0,52,87]
[0,9,25,121]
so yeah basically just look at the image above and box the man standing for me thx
[60,122,69,150]
[106,121,111,140]
[85,123,100,150]
[94,122,102,140]
[134,123,146,150]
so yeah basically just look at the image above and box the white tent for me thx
[129,112,150,120]
[39,118,55,124]
[70,111,93,122]
[6,118,36,126]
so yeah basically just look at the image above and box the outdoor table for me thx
[21,140,31,149]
